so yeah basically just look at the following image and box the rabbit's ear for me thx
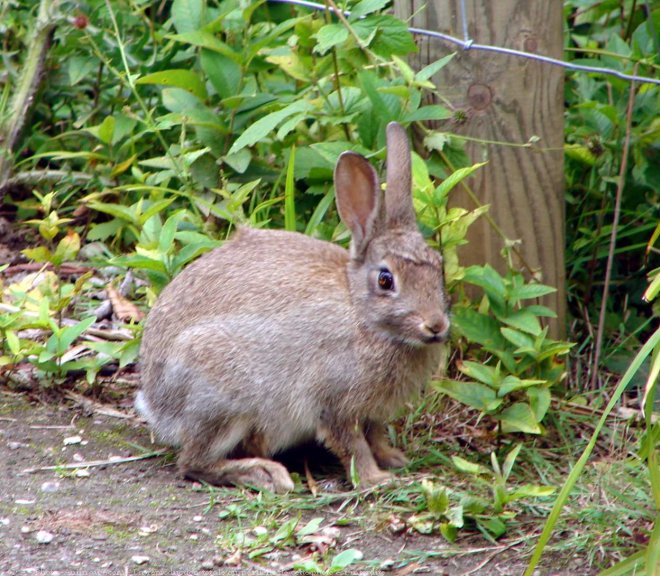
[334,151,382,259]
[385,122,416,230]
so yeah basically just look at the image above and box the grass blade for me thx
[524,327,660,576]
[284,145,296,232]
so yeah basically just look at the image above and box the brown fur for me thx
[136,123,450,491]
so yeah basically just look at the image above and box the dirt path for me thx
[1,391,587,575]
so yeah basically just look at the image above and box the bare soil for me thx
[0,389,594,576]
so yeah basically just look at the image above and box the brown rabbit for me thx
[136,122,450,492]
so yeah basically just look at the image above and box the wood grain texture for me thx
[394,0,565,336]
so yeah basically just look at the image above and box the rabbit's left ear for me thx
[334,151,382,260]
[385,122,416,230]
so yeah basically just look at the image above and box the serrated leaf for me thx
[349,0,389,19]
[451,306,507,350]
[314,23,349,55]
[501,310,542,335]
[137,70,207,100]
[509,283,557,302]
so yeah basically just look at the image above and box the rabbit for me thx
[136,122,450,492]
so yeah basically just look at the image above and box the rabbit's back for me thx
[139,228,357,448]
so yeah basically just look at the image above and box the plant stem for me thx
[0,0,58,196]
[590,66,638,389]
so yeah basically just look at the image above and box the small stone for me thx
[41,481,60,493]
[1,517,10,526]
[8,441,22,450]
[35,530,54,544]
[224,550,241,566]
[21,526,32,534]
[193,515,203,522]
[15,499,35,505]
[131,555,150,565]
[380,559,396,571]
[75,469,90,478]
[253,526,268,536]
[63,435,82,446]
[212,555,224,566]
[201,560,214,570]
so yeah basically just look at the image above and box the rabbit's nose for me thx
[423,315,450,340]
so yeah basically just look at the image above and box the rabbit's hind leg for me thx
[177,424,294,493]
[364,421,409,469]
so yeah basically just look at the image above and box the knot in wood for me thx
[467,83,492,111]
[524,36,538,53]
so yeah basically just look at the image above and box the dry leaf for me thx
[106,285,144,322]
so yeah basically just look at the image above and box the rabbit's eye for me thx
[378,269,395,291]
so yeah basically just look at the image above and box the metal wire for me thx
[268,0,660,87]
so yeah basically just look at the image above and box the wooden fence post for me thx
[394,0,566,337]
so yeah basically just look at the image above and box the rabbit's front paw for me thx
[359,468,395,487]
[373,446,409,469]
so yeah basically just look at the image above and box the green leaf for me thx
[498,376,545,397]
[171,0,205,34]
[458,361,498,387]
[86,116,115,145]
[501,327,535,351]
[168,30,241,62]
[509,283,557,303]
[433,379,500,412]
[415,53,456,82]
[349,0,389,19]
[314,23,349,55]
[200,49,241,99]
[498,403,542,434]
[284,146,297,232]
[452,456,491,476]
[22,246,52,263]
[52,231,81,265]
[353,15,417,57]
[296,517,324,538]
[422,479,448,515]
[502,444,522,480]
[228,100,313,155]
[5,330,20,355]
[508,484,556,501]
[502,310,542,336]
[292,558,323,574]
[404,105,452,123]
[46,316,96,355]
[435,162,487,200]
[478,516,507,539]
[527,386,551,422]
[451,306,507,350]
[137,70,207,101]
[328,548,363,573]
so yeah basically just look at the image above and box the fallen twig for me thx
[21,449,167,474]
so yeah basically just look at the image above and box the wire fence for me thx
[269,0,660,87]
